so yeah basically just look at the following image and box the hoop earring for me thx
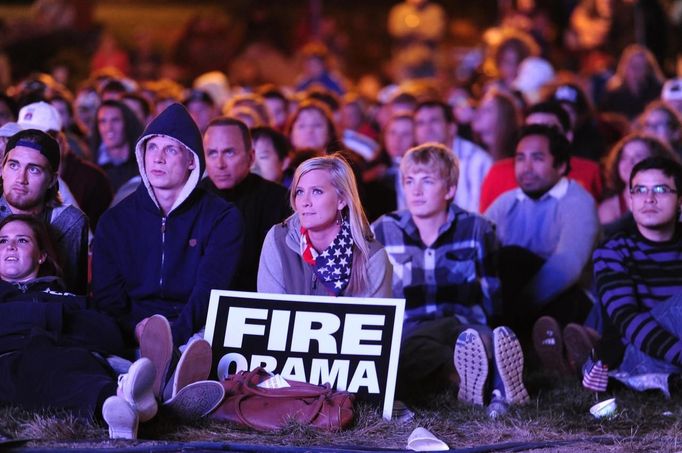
[336,210,342,225]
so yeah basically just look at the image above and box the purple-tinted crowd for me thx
[0,0,681,440]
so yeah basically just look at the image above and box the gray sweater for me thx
[257,214,392,298]
[484,178,599,305]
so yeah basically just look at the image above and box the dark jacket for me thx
[201,173,290,291]
[0,198,89,295]
[61,151,114,230]
[92,103,244,346]
[0,277,123,355]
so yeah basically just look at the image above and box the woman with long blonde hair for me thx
[258,154,391,297]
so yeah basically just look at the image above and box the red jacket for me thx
[480,157,603,212]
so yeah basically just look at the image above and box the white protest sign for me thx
[204,290,405,420]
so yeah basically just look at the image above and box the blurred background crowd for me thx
[0,0,681,224]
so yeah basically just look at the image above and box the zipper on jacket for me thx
[312,272,317,290]
[160,216,167,290]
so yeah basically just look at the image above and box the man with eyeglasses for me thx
[583,156,682,393]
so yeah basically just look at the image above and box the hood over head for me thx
[135,103,204,213]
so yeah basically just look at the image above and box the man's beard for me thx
[5,190,44,212]
[522,188,551,200]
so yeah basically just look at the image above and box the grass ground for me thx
[3,370,682,452]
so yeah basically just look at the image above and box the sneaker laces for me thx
[117,373,127,390]
[116,372,134,404]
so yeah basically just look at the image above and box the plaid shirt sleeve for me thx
[476,218,503,320]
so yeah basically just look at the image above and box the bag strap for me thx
[237,367,334,399]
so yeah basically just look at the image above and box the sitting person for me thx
[258,154,391,297]
[413,100,491,213]
[485,125,599,339]
[583,156,682,395]
[92,103,243,400]
[636,100,682,159]
[201,117,290,292]
[599,133,676,226]
[479,101,603,212]
[372,144,528,416]
[363,113,415,221]
[251,126,291,185]
[1,127,88,294]
[0,215,223,439]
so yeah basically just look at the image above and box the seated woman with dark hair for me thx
[0,215,220,439]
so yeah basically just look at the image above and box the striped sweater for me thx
[593,227,682,365]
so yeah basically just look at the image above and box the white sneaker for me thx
[493,326,529,405]
[118,357,158,422]
[102,396,138,439]
[454,328,489,406]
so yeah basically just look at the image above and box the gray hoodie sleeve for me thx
[257,225,287,294]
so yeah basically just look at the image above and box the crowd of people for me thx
[0,0,682,442]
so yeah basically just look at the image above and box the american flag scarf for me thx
[300,220,353,296]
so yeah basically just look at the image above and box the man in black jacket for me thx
[201,116,290,291]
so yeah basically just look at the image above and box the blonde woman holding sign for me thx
[258,154,391,297]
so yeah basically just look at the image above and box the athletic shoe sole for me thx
[171,339,213,399]
[454,328,489,406]
[532,316,571,375]
[140,314,173,400]
[103,396,138,440]
[493,326,530,405]
[163,380,225,419]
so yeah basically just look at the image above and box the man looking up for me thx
[1,127,88,294]
[93,103,243,349]
[413,100,491,213]
[201,117,289,291]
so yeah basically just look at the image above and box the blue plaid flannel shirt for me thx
[372,203,502,325]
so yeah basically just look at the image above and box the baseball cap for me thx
[551,83,589,116]
[17,101,62,132]
[0,122,23,138]
[512,57,555,104]
[5,129,60,172]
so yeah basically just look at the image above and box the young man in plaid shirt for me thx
[372,143,528,416]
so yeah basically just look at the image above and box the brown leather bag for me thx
[210,367,355,431]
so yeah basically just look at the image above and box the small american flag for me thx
[583,357,609,393]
